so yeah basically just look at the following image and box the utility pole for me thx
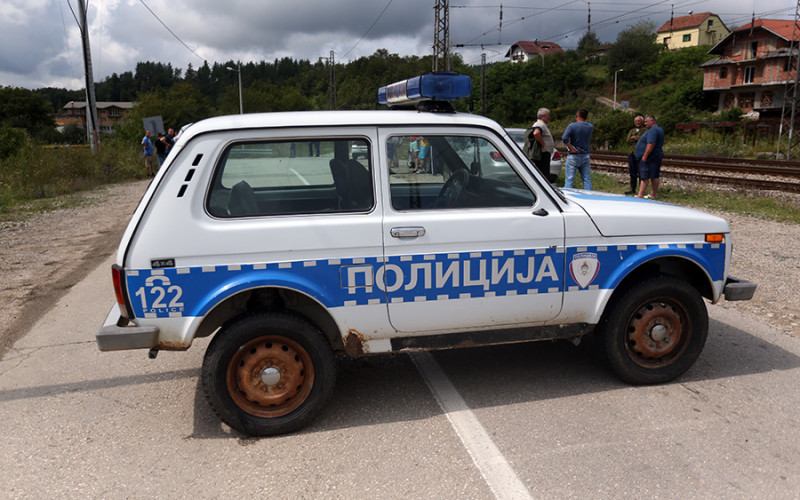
[320,51,336,110]
[433,0,450,71]
[226,62,243,114]
[587,1,591,34]
[481,53,487,115]
[77,0,99,152]
[614,69,623,110]
[329,51,336,110]
[777,0,800,159]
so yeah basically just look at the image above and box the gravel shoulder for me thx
[0,180,150,356]
[0,179,796,357]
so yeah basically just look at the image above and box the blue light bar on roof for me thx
[378,72,472,106]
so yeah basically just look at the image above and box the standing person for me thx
[415,136,430,173]
[625,115,645,194]
[530,108,555,181]
[635,115,665,199]
[141,130,156,177]
[562,108,594,190]
[154,132,167,166]
[162,128,176,156]
[408,136,420,171]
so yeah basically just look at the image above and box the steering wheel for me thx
[434,169,469,208]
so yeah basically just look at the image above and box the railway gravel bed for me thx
[0,178,796,360]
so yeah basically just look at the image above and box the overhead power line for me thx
[342,0,394,59]
[138,0,205,62]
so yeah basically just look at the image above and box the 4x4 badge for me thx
[570,252,600,289]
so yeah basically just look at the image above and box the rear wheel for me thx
[202,312,335,436]
[598,275,708,384]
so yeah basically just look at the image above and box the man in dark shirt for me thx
[562,108,594,190]
[635,115,665,199]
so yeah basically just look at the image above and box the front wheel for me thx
[201,312,335,436]
[598,275,708,385]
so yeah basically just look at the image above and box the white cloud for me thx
[0,0,796,89]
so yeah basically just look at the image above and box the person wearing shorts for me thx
[415,137,430,173]
[635,115,665,199]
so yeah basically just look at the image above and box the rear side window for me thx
[207,139,373,217]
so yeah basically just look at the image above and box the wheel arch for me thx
[605,255,714,312]
[194,285,345,352]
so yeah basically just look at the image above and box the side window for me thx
[387,134,535,211]
[207,138,373,217]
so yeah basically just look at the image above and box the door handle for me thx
[391,227,426,238]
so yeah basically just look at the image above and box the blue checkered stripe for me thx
[125,242,724,319]
[564,241,725,292]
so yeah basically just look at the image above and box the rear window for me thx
[207,139,373,217]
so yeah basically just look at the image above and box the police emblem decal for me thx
[569,252,600,289]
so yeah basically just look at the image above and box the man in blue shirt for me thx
[634,115,665,199]
[141,130,155,178]
[562,108,594,190]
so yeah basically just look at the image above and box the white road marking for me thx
[411,351,533,500]
[289,168,311,185]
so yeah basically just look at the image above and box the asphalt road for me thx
[1,255,799,499]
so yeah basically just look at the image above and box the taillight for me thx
[552,150,561,160]
[489,151,505,161]
[111,264,131,319]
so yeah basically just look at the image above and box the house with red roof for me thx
[701,19,800,115]
[656,12,729,49]
[505,41,564,63]
[55,101,134,134]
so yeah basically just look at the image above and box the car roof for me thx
[178,110,507,143]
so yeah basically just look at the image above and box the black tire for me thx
[598,275,708,385]
[201,312,335,436]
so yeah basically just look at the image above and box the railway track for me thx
[588,151,800,193]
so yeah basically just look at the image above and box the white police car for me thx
[97,73,755,436]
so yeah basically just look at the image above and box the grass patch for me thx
[587,171,800,224]
[0,141,143,217]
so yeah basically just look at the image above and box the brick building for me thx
[701,19,800,116]
[55,101,134,133]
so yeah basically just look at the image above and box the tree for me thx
[606,21,660,86]
[116,83,212,145]
[577,31,602,57]
[0,87,56,140]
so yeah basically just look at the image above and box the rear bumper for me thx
[95,304,159,351]
[723,276,757,301]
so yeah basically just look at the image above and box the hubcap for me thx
[260,366,281,386]
[650,324,668,342]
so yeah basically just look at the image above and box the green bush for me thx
[589,110,639,150]
[717,107,743,122]
[0,126,28,159]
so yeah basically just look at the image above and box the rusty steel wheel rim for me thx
[226,336,315,418]
[625,298,691,368]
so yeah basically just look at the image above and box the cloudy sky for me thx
[1,0,796,90]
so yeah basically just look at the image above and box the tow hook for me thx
[148,348,159,359]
